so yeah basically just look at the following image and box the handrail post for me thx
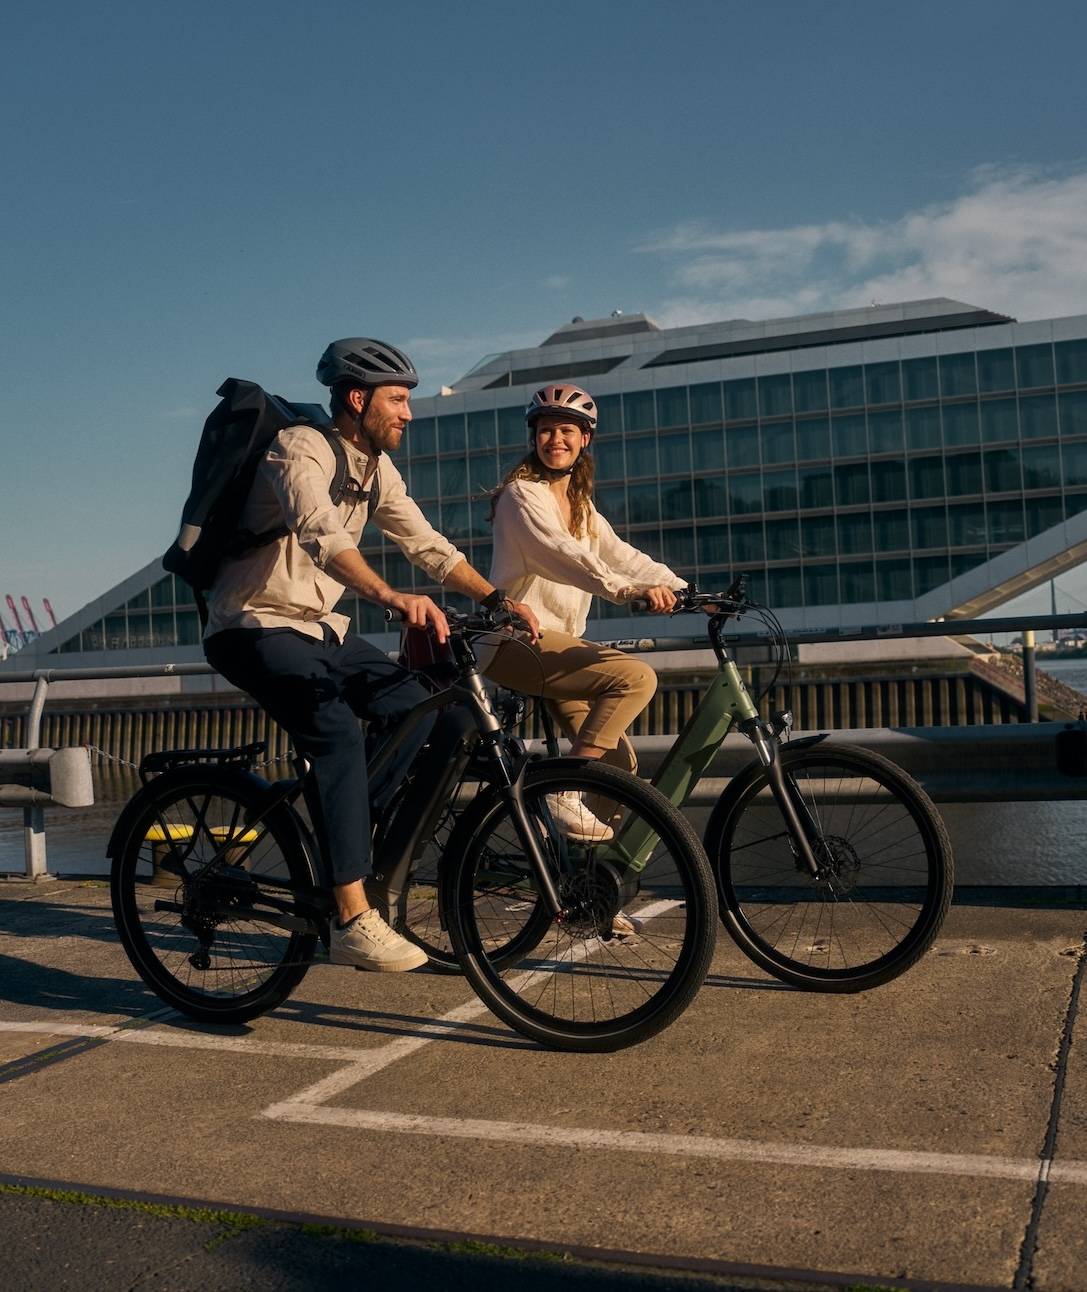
[23,673,51,880]
[1022,629,1038,723]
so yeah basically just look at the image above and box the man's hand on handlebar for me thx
[641,585,678,614]
[386,592,450,644]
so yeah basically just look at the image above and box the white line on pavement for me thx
[260,1105,1087,1186]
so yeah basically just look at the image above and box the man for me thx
[203,337,539,972]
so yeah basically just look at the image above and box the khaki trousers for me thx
[483,630,657,774]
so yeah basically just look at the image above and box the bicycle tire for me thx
[705,743,953,992]
[110,766,320,1023]
[441,759,717,1052]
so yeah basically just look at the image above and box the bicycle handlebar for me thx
[383,603,531,636]
[629,575,750,618]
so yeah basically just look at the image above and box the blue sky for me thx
[2,0,1086,625]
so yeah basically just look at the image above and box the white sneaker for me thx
[611,909,644,937]
[330,908,428,972]
[544,792,614,842]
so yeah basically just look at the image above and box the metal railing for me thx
[2,613,1086,881]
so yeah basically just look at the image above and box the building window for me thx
[987,499,1026,544]
[874,511,909,552]
[438,414,467,455]
[726,424,760,469]
[799,465,833,509]
[1020,393,1058,439]
[761,421,795,465]
[627,483,660,524]
[691,427,725,471]
[946,452,982,496]
[866,361,901,406]
[623,390,656,433]
[802,514,837,558]
[909,455,946,500]
[723,378,757,423]
[729,473,763,515]
[696,524,728,566]
[411,418,437,456]
[662,479,694,522]
[980,398,1019,443]
[793,369,828,413]
[978,348,1015,393]
[796,416,831,461]
[840,564,875,604]
[758,373,792,419]
[412,459,438,498]
[984,448,1022,494]
[871,459,907,503]
[942,401,980,448]
[596,483,627,527]
[834,462,870,506]
[439,455,467,495]
[831,413,867,457]
[868,409,904,455]
[1060,391,1087,436]
[905,405,941,451]
[765,517,801,560]
[656,386,689,429]
[763,467,798,512]
[1025,495,1063,537]
[731,522,765,563]
[903,357,939,402]
[1016,344,1055,389]
[829,366,864,410]
[663,527,697,568]
[948,503,986,547]
[626,436,658,477]
[911,506,948,551]
[466,409,497,450]
[1056,339,1087,385]
[688,382,722,425]
[838,512,873,556]
[804,564,838,605]
[939,352,977,398]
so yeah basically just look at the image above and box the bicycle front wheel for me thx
[706,743,953,992]
[110,768,319,1023]
[441,760,717,1052]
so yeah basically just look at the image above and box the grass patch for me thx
[0,1182,267,1233]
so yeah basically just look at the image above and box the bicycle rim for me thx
[445,762,716,1051]
[713,746,952,991]
[111,775,316,1021]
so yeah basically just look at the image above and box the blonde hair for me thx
[490,448,596,538]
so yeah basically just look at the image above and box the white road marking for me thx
[0,1020,385,1063]
[260,1105,1087,1186]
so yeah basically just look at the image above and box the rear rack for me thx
[139,742,267,780]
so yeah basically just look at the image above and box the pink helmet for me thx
[525,384,598,434]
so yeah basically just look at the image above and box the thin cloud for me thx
[642,167,1087,327]
[407,328,540,393]
[543,273,572,290]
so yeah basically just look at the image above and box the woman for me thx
[483,382,686,848]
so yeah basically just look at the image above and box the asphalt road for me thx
[1,878,1085,1291]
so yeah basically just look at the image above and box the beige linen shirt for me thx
[488,478,686,642]
[204,424,466,641]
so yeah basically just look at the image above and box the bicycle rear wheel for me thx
[110,767,319,1023]
[441,760,717,1052]
[706,743,953,992]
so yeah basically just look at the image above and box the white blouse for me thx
[488,478,686,641]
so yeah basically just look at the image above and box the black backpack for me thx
[163,378,381,603]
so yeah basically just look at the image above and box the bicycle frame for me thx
[603,602,823,879]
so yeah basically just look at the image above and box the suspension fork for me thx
[740,719,824,878]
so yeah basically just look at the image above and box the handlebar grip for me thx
[383,608,406,622]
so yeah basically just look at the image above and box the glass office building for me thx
[11,296,1087,668]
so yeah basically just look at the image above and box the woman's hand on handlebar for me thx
[641,585,678,614]
[507,599,541,643]
[386,592,450,644]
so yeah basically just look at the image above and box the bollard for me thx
[1022,629,1039,723]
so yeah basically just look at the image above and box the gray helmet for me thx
[316,337,418,389]
[525,383,598,434]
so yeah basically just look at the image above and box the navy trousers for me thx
[205,624,442,887]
